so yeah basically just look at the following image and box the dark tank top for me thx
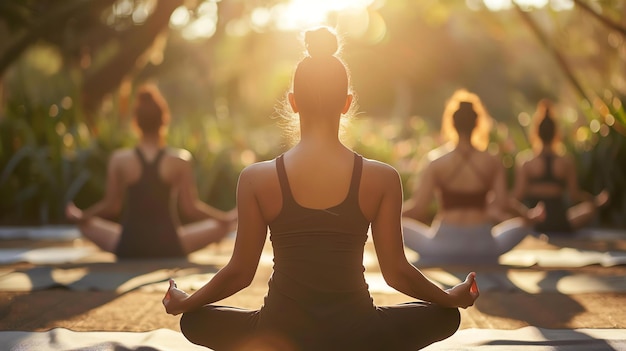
[525,155,571,234]
[266,153,373,314]
[116,148,184,258]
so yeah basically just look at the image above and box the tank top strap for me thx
[134,147,148,166]
[441,149,489,188]
[135,147,165,176]
[275,154,295,205]
[151,148,166,168]
[347,153,363,200]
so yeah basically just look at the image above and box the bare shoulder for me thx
[239,159,277,182]
[483,150,503,167]
[110,148,135,163]
[165,147,193,162]
[515,149,535,168]
[361,157,400,183]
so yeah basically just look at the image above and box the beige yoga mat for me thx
[500,248,626,268]
[0,266,216,293]
[423,326,626,351]
[365,270,626,294]
[2,327,625,351]
[1,328,206,351]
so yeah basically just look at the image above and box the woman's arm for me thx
[73,152,126,222]
[508,156,534,217]
[373,165,477,308]
[164,165,267,315]
[402,160,435,222]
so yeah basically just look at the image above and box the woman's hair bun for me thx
[305,27,338,58]
[137,89,156,104]
[458,101,477,118]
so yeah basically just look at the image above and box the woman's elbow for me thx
[223,264,256,289]
[380,265,411,292]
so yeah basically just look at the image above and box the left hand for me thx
[445,272,480,309]
[163,279,190,315]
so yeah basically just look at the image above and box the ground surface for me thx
[1,231,625,333]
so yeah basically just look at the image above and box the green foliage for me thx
[0,97,95,224]
[2,1,626,227]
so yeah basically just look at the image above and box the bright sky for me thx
[168,0,574,40]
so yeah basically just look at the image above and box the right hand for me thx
[445,272,480,309]
[163,279,190,316]
[65,202,84,222]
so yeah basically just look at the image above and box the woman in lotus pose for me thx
[512,99,608,237]
[163,27,478,351]
[66,85,235,258]
[402,90,544,265]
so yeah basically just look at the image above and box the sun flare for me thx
[268,0,377,31]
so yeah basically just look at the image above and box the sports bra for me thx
[436,151,491,210]
[527,154,566,188]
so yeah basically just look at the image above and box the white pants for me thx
[402,218,530,265]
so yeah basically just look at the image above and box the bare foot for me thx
[527,201,546,224]
[594,190,609,208]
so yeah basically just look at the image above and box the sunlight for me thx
[268,0,377,31]
[481,0,573,11]
[169,2,218,40]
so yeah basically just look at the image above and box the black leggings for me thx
[180,301,460,351]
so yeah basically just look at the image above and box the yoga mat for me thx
[0,247,98,265]
[366,270,626,294]
[423,326,626,351]
[500,248,626,268]
[0,266,199,293]
[0,226,80,240]
[1,327,624,351]
[576,228,626,241]
[1,328,206,351]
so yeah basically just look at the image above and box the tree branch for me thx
[0,0,116,77]
[513,4,591,103]
[573,0,626,36]
[81,0,184,113]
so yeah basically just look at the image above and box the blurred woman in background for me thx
[402,89,544,265]
[66,85,236,258]
[511,99,608,237]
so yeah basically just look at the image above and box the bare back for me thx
[248,148,393,226]
[111,146,191,193]
[520,153,572,199]
[428,149,504,224]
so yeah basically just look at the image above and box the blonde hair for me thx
[440,89,492,151]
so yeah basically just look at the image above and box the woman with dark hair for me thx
[511,99,608,236]
[163,27,478,351]
[402,89,544,265]
[66,85,236,258]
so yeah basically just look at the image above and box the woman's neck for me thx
[455,135,474,152]
[139,133,163,148]
[298,113,341,145]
